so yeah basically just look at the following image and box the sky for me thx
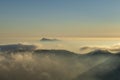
[0,0,120,38]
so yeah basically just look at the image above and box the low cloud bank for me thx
[80,43,120,53]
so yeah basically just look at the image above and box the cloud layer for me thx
[0,50,119,80]
[0,43,119,80]
[80,43,120,53]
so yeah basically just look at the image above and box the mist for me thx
[0,52,86,80]
[0,49,119,80]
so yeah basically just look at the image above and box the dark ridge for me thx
[115,52,120,56]
[85,50,113,56]
[40,38,60,41]
[34,49,77,56]
[0,44,36,53]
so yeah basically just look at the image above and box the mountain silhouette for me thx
[34,49,77,57]
[0,44,36,53]
[40,38,60,42]
[86,50,112,56]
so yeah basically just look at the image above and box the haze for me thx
[0,0,120,38]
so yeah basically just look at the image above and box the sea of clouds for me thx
[0,43,120,80]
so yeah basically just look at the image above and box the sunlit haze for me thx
[1,0,120,38]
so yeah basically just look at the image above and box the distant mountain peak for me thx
[40,38,60,41]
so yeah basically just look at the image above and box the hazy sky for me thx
[0,0,120,37]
